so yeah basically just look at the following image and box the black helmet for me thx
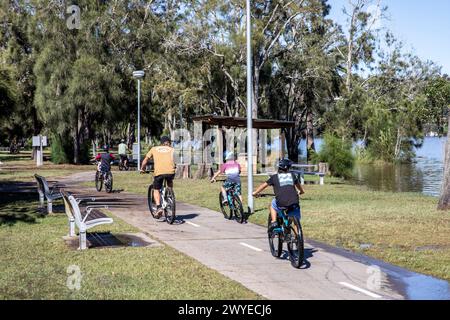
[102,145,109,152]
[278,158,293,171]
[160,136,171,144]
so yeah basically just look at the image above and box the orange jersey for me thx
[146,146,175,176]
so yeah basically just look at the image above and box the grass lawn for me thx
[0,192,261,299]
[0,157,93,182]
[110,171,450,282]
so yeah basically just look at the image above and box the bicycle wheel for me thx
[147,185,158,218]
[105,172,113,193]
[287,217,304,268]
[267,215,283,258]
[164,187,176,224]
[95,171,103,192]
[219,192,233,220]
[232,196,245,224]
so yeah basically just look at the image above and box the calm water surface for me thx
[300,137,447,197]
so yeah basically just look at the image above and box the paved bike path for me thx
[62,172,449,300]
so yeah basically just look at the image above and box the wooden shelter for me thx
[190,115,295,178]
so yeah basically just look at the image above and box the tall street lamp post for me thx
[133,70,145,171]
[246,0,254,213]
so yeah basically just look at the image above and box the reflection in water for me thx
[300,137,446,197]
[351,138,446,197]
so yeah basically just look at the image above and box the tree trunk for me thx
[346,8,357,92]
[252,71,259,119]
[127,121,135,150]
[438,113,450,210]
[306,110,316,162]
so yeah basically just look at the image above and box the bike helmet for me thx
[102,145,109,152]
[120,139,125,143]
[278,158,293,171]
[225,151,234,161]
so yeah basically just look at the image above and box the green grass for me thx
[110,171,450,282]
[0,193,261,300]
[0,159,94,182]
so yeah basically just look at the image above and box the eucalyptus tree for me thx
[266,0,342,160]
[439,111,450,210]
[0,1,39,150]
[338,0,385,92]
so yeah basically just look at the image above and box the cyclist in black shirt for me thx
[95,145,115,172]
[253,159,305,232]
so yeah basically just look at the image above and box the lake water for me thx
[299,137,447,197]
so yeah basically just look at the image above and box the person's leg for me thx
[288,205,301,233]
[268,199,280,233]
[221,186,227,201]
[270,199,279,223]
[154,189,161,206]
[153,176,163,217]
[221,182,229,204]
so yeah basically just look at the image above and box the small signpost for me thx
[32,135,47,167]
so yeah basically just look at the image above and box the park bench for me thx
[34,174,64,214]
[294,170,325,186]
[61,191,113,250]
[61,192,96,238]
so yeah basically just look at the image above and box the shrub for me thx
[50,134,70,164]
[314,133,355,178]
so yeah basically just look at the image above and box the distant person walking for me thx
[118,139,129,168]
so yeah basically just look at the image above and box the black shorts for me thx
[153,174,175,190]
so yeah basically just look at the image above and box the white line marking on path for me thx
[240,242,263,252]
[186,221,200,228]
[339,282,382,299]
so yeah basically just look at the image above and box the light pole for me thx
[133,70,145,171]
[246,0,254,213]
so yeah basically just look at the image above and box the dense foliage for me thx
[0,0,449,165]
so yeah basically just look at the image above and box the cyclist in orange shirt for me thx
[140,136,176,218]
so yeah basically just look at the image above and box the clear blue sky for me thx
[329,0,450,75]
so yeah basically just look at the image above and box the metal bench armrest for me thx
[82,206,109,223]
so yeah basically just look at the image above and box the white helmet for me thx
[225,151,234,161]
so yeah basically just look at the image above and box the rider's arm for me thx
[253,182,269,197]
[95,154,101,161]
[211,170,221,182]
[140,156,150,172]
[295,183,305,195]
[140,149,153,172]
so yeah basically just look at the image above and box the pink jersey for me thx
[220,161,241,183]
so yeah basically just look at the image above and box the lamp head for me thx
[133,70,145,79]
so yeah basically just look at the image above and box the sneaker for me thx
[155,206,164,218]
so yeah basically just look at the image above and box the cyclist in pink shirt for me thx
[211,152,242,205]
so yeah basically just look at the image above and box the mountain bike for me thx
[95,162,113,193]
[118,155,129,171]
[147,175,176,224]
[267,205,304,268]
[214,180,245,224]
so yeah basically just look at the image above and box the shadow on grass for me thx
[0,192,45,226]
